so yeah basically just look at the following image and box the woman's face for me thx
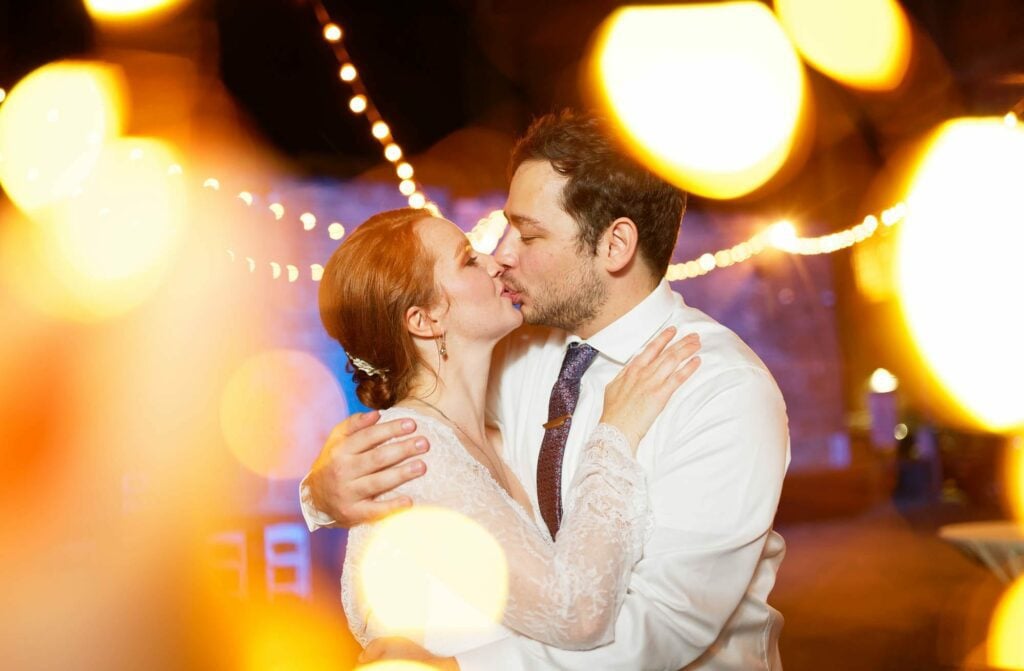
[417,217,523,342]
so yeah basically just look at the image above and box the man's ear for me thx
[404,305,439,339]
[602,217,639,273]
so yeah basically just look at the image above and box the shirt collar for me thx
[568,280,677,365]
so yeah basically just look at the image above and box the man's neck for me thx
[575,276,660,340]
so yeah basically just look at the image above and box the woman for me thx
[318,208,701,659]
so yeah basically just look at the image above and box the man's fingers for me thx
[356,435,430,474]
[354,495,415,523]
[354,458,427,501]
[345,417,420,455]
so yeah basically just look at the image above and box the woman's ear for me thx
[405,305,440,339]
[602,217,639,273]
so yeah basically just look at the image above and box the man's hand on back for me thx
[307,410,431,527]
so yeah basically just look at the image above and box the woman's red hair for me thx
[318,208,438,408]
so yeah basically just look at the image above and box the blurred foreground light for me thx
[590,2,805,199]
[323,23,342,42]
[356,663,438,671]
[220,349,347,479]
[870,368,899,393]
[84,0,187,21]
[1,137,186,321]
[0,61,125,213]
[774,0,911,91]
[897,118,1024,432]
[328,222,345,240]
[988,575,1024,668]
[357,506,508,645]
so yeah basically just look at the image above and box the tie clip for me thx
[543,414,571,430]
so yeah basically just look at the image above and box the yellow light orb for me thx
[396,162,414,180]
[372,121,390,140]
[399,179,416,196]
[988,575,1024,669]
[384,143,403,162]
[220,349,347,479]
[1007,435,1024,522]
[300,212,317,230]
[84,0,186,21]
[328,222,345,240]
[870,368,899,393]
[270,262,281,280]
[897,118,1024,431]
[269,202,284,220]
[0,61,125,213]
[311,263,324,281]
[349,95,368,114]
[0,87,6,103]
[323,23,342,42]
[339,64,358,82]
[357,506,508,645]
[408,192,426,209]
[1,138,186,321]
[590,2,806,200]
[775,0,911,92]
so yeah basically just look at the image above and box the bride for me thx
[317,207,701,663]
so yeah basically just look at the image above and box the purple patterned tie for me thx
[536,342,599,540]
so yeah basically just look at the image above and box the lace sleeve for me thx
[345,417,651,651]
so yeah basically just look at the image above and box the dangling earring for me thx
[438,331,448,359]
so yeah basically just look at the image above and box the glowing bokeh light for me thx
[988,575,1024,669]
[220,349,347,479]
[350,95,368,114]
[0,61,125,213]
[1008,435,1024,523]
[384,143,403,162]
[897,118,1024,432]
[355,663,437,671]
[590,2,806,199]
[84,0,187,21]
[775,0,911,91]
[357,506,508,645]
[2,137,186,321]
[870,368,899,393]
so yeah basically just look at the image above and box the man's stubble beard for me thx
[522,258,609,333]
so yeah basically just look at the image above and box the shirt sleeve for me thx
[345,418,652,651]
[298,474,336,532]
[457,367,790,670]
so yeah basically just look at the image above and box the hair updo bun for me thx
[318,208,439,409]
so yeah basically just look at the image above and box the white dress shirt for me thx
[456,280,790,670]
[301,280,790,670]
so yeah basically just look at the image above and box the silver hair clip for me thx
[350,355,387,377]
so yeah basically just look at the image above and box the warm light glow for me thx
[0,88,6,103]
[270,262,281,280]
[220,350,347,479]
[1,138,186,321]
[767,220,798,251]
[384,143,403,162]
[396,162,414,179]
[0,61,125,213]
[399,179,416,196]
[591,2,806,199]
[339,64,357,81]
[238,191,253,206]
[1005,112,1019,128]
[269,203,284,220]
[328,223,345,240]
[898,118,1024,431]
[372,121,390,140]
[349,95,367,114]
[300,212,316,230]
[408,192,426,208]
[355,663,438,671]
[870,368,899,394]
[84,0,186,21]
[988,575,1024,668]
[323,23,342,42]
[311,264,324,281]
[357,507,508,645]
[286,264,298,282]
[775,0,912,91]
[203,177,220,190]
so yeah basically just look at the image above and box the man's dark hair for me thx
[509,110,687,280]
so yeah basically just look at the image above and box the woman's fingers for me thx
[628,326,677,370]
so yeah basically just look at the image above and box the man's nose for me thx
[493,235,516,268]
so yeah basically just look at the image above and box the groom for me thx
[301,111,790,670]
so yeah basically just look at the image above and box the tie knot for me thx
[558,343,598,383]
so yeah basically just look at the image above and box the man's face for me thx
[496,160,608,332]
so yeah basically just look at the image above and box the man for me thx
[301,111,790,670]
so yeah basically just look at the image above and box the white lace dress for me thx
[341,407,652,656]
